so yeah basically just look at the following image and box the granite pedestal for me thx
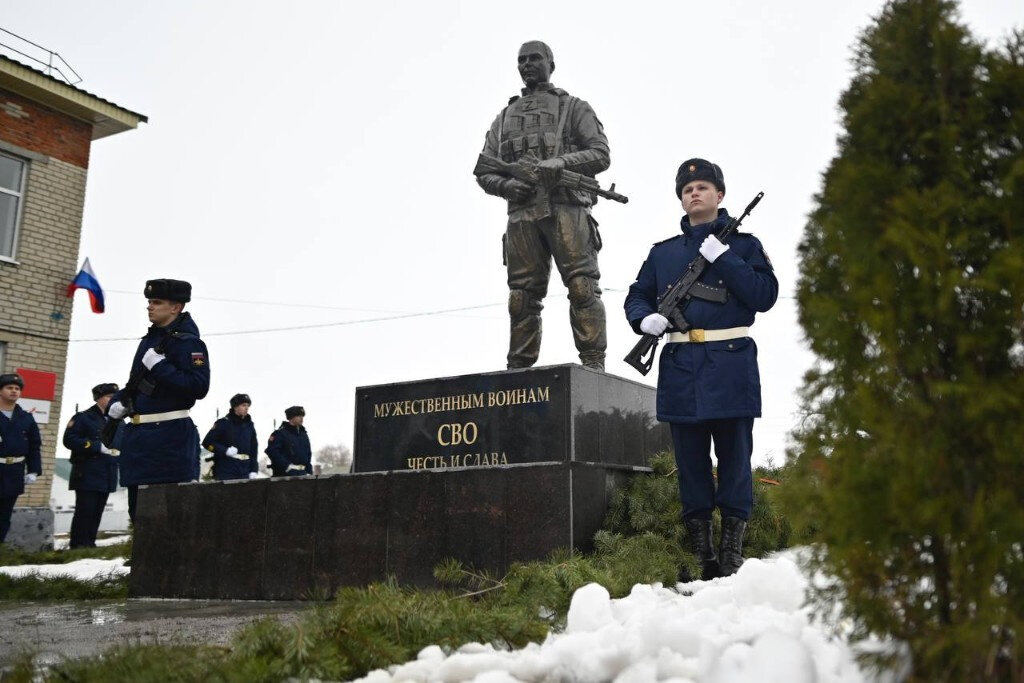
[130,365,668,599]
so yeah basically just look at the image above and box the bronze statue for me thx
[474,41,613,371]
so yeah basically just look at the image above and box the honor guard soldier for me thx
[624,159,778,580]
[202,393,259,481]
[0,373,42,543]
[63,383,120,548]
[106,279,210,521]
[475,41,612,370]
[266,406,312,477]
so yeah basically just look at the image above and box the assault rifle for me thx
[623,191,765,376]
[473,153,628,218]
[100,314,188,447]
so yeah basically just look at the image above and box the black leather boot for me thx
[682,518,719,581]
[718,516,748,577]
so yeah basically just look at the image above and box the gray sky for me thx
[4,0,1019,466]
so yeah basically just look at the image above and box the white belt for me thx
[226,452,250,461]
[667,326,750,344]
[131,409,190,425]
[1,456,25,464]
[286,464,306,472]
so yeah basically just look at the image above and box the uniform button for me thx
[728,344,734,349]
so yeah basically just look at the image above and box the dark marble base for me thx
[355,364,670,472]
[129,462,645,600]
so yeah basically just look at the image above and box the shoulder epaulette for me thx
[507,95,520,105]
[652,234,684,247]
[551,88,569,97]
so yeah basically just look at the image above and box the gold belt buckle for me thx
[131,415,142,425]
[689,329,706,343]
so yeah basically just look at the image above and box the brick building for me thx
[0,53,145,516]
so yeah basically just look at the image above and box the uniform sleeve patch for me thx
[268,434,275,442]
[761,246,773,269]
[191,352,206,367]
[67,419,75,429]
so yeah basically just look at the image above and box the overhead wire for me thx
[69,288,795,343]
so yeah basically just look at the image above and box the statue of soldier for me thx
[475,41,611,370]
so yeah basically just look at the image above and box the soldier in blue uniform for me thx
[266,406,312,477]
[625,159,778,580]
[106,279,211,521]
[0,373,42,543]
[63,382,120,548]
[202,393,259,481]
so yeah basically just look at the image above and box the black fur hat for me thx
[92,383,119,400]
[285,406,305,419]
[144,278,191,303]
[675,158,725,198]
[230,393,251,408]
[0,373,24,389]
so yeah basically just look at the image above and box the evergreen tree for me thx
[781,0,1024,679]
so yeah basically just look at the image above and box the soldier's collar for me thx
[520,82,559,95]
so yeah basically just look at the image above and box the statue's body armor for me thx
[498,90,590,211]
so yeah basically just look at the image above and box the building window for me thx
[0,151,28,260]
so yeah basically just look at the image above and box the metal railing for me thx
[0,27,82,85]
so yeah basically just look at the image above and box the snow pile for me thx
[357,552,882,683]
[53,534,132,550]
[0,558,128,581]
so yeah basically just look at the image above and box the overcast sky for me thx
[3,0,1019,467]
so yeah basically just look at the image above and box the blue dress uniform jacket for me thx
[202,413,258,481]
[265,424,312,477]
[625,209,778,423]
[0,405,42,498]
[62,405,119,493]
[113,313,211,486]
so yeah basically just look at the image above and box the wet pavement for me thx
[0,599,310,667]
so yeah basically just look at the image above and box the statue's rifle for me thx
[473,153,628,217]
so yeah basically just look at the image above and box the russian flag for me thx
[66,258,106,313]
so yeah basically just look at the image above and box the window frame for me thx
[0,150,29,263]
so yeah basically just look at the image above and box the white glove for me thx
[699,235,730,263]
[107,401,127,419]
[142,347,166,370]
[248,472,259,480]
[640,313,670,337]
[25,473,37,485]
[100,444,113,455]
[226,446,239,456]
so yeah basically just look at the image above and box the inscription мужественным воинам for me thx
[354,365,669,473]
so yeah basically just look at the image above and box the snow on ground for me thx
[0,558,128,581]
[356,550,896,683]
[52,534,132,551]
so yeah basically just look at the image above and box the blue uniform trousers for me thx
[670,417,754,521]
[70,490,110,548]
[0,495,17,542]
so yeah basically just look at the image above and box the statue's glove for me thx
[536,157,565,188]
[107,401,128,419]
[640,313,670,337]
[142,348,166,370]
[699,236,730,263]
[502,179,535,203]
